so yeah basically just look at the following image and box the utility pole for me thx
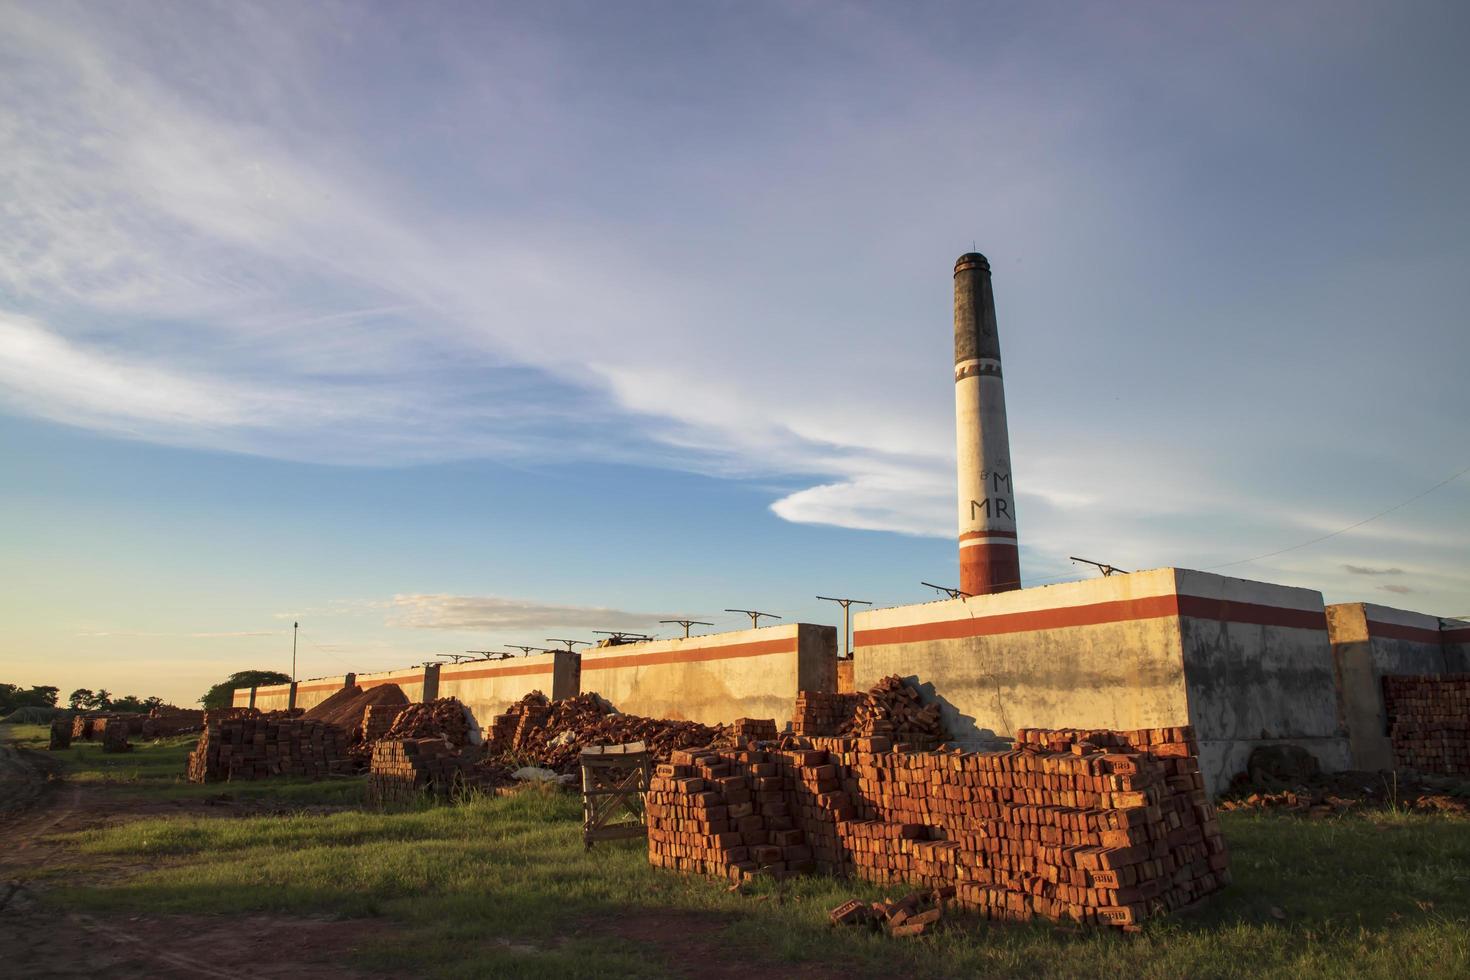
[292,621,298,683]
[659,619,713,639]
[816,596,871,659]
[1069,557,1128,577]
[920,581,970,600]
[546,638,591,653]
[592,630,653,645]
[725,609,781,629]
[508,645,548,657]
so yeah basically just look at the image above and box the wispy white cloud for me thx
[388,594,673,633]
[0,0,1465,618]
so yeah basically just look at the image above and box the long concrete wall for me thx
[1327,602,1467,770]
[578,623,836,728]
[853,567,1350,795]
[437,652,579,742]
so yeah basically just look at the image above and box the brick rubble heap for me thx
[647,724,1227,928]
[1384,674,1470,775]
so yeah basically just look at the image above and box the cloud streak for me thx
[388,594,674,633]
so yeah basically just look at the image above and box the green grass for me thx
[36,787,1470,979]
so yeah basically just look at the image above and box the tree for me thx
[110,695,145,713]
[199,669,291,710]
[69,689,94,710]
[92,689,112,710]
[0,684,60,713]
[143,696,165,710]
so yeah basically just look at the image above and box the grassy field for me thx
[7,722,361,805]
[14,726,1470,978]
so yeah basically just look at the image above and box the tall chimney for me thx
[954,252,1020,595]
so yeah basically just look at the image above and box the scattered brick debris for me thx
[1219,767,1470,815]
[828,888,954,937]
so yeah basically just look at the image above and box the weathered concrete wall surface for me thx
[854,569,1191,750]
[437,652,578,742]
[246,674,353,713]
[853,567,1351,796]
[1328,602,1463,770]
[579,623,836,728]
[355,667,426,703]
[1440,618,1470,673]
[1173,570,1347,790]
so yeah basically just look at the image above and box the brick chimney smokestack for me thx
[954,252,1020,595]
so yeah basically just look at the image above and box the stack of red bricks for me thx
[731,717,778,742]
[366,738,471,806]
[49,717,72,750]
[793,692,863,736]
[101,716,132,753]
[1384,675,1470,775]
[186,716,351,782]
[362,703,408,742]
[70,714,94,740]
[647,724,1228,929]
[141,708,205,738]
[488,694,552,753]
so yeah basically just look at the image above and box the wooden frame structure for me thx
[580,741,652,849]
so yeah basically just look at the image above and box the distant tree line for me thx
[1,683,171,715]
[4,668,295,715]
[66,689,167,712]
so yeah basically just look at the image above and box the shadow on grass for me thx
[39,786,1470,980]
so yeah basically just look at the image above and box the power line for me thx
[1206,461,1470,571]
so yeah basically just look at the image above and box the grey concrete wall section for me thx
[795,623,839,697]
[1173,570,1347,790]
[551,651,580,702]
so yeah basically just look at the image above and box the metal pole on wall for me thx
[816,597,871,659]
[292,621,298,683]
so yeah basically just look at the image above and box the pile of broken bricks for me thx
[830,888,953,938]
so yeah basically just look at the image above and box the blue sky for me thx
[2,1,1467,705]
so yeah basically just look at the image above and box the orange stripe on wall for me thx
[581,637,797,671]
[1364,620,1445,645]
[1445,627,1470,644]
[438,662,554,682]
[855,594,1326,647]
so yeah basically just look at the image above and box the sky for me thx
[1,0,1467,707]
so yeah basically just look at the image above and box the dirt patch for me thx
[0,897,383,979]
[599,909,850,980]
